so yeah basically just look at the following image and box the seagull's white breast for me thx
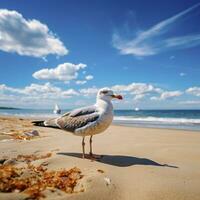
[74,100,113,136]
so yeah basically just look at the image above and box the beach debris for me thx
[41,161,49,166]
[104,177,111,186]
[23,130,39,137]
[16,153,52,163]
[97,169,104,173]
[11,130,40,140]
[0,163,83,199]
[3,153,52,166]
[3,158,18,165]
[0,159,7,165]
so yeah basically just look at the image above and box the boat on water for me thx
[134,107,140,111]
[53,104,61,114]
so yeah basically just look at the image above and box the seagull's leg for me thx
[89,135,93,156]
[89,135,102,160]
[82,136,85,159]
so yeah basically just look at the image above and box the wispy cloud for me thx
[113,3,200,57]
[151,91,183,101]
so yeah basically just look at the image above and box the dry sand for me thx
[0,116,200,200]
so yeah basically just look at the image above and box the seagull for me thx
[32,88,123,159]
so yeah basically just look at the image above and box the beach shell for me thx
[23,130,39,137]
[104,177,111,186]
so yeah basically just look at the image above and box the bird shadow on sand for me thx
[57,152,178,168]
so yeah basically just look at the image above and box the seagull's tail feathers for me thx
[32,120,45,127]
[32,118,60,129]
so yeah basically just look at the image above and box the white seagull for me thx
[33,88,123,159]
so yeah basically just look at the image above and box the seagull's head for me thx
[97,88,123,102]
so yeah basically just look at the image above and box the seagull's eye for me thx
[101,91,108,94]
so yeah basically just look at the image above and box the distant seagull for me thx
[33,88,123,159]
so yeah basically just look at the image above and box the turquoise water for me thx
[0,108,200,131]
[114,110,200,131]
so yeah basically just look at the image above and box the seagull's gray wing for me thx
[56,106,99,132]
[69,105,97,117]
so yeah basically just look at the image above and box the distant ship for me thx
[53,104,61,114]
[134,107,140,111]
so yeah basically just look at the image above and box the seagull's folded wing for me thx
[57,106,99,132]
[69,105,97,117]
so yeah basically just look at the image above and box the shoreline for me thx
[1,114,200,132]
[113,122,200,132]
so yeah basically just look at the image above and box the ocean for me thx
[0,108,200,131]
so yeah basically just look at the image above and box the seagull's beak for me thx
[112,94,123,100]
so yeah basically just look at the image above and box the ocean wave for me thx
[114,116,200,125]
[1,111,200,125]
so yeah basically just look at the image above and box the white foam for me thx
[114,116,200,125]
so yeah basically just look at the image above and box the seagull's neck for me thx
[95,98,113,113]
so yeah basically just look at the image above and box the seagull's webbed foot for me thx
[81,153,100,160]
[88,135,102,160]
[89,153,103,160]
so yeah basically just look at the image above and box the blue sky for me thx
[0,0,200,109]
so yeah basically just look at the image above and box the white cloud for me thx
[111,82,163,101]
[33,62,87,82]
[133,94,145,101]
[0,83,79,107]
[75,74,93,85]
[1,82,199,108]
[0,9,68,58]
[186,87,200,96]
[113,3,200,57]
[23,83,61,95]
[0,82,70,97]
[78,83,184,107]
[61,89,79,97]
[112,82,162,94]
[0,84,24,94]
[76,80,87,85]
[85,75,94,80]
[151,90,183,100]
[79,87,99,96]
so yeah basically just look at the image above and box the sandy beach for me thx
[0,115,200,200]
